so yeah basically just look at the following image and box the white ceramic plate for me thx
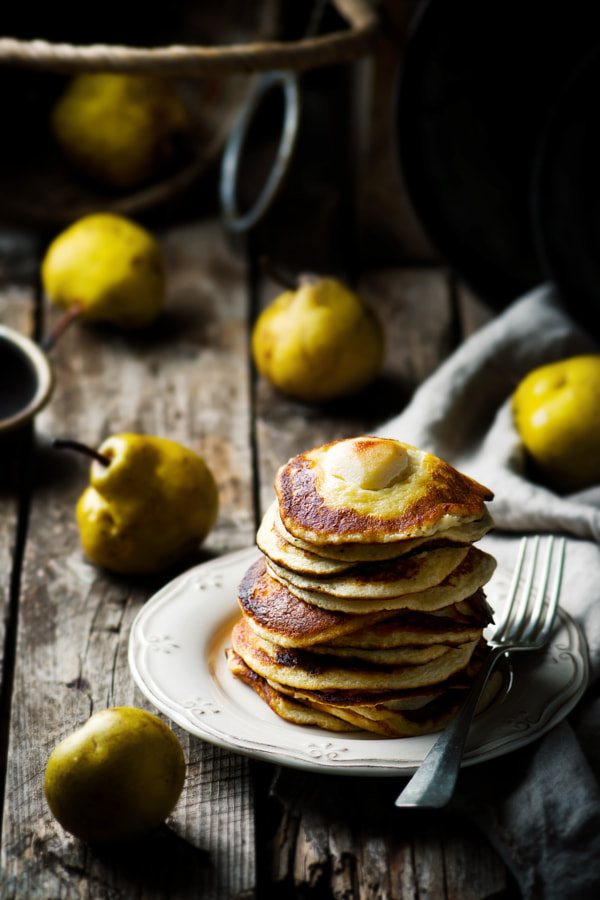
[128,545,589,776]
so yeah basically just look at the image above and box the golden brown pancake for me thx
[265,544,469,600]
[325,593,493,649]
[272,503,495,563]
[325,616,485,650]
[267,639,491,711]
[239,558,492,649]
[305,641,470,666]
[238,557,397,647]
[231,617,480,692]
[287,683,503,737]
[227,645,501,737]
[275,437,494,546]
[228,435,497,736]
[257,502,356,575]
[227,650,359,731]
[248,624,476,673]
[268,545,497,614]
[283,691,466,737]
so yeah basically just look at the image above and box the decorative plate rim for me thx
[128,545,589,776]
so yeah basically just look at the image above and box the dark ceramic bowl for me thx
[0,325,54,433]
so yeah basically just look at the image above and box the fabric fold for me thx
[376,284,600,897]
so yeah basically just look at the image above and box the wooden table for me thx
[0,207,523,898]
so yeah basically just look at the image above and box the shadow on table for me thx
[89,823,215,894]
[260,765,522,900]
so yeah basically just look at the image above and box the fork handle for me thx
[395,645,507,808]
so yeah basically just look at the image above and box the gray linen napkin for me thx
[376,284,600,899]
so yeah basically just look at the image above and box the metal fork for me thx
[395,535,566,809]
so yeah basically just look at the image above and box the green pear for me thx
[44,707,186,843]
[58,433,219,574]
[41,213,166,329]
[51,73,192,190]
[512,354,600,493]
[251,275,384,404]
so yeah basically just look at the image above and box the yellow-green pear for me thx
[251,275,384,404]
[512,354,600,492]
[44,707,186,842]
[41,213,166,329]
[57,433,218,574]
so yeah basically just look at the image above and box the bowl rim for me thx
[0,325,54,433]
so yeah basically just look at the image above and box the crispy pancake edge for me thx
[275,438,494,545]
[231,617,480,691]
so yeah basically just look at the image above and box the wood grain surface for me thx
[0,214,516,899]
[0,222,256,899]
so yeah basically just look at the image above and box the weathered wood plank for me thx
[0,219,516,900]
[0,286,35,672]
[412,827,447,899]
[0,237,39,808]
[456,279,496,339]
[443,817,514,900]
[0,220,256,899]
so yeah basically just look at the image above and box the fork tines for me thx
[494,535,566,647]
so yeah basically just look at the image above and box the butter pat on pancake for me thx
[275,437,494,545]
[321,436,409,489]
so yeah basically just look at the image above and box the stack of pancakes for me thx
[227,436,498,737]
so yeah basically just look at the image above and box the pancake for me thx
[227,646,501,737]
[289,681,502,736]
[268,639,491,710]
[267,545,497,614]
[272,503,495,563]
[248,625,476,671]
[228,435,497,737]
[238,557,398,647]
[247,614,460,666]
[227,650,359,731]
[325,615,486,649]
[239,558,491,649]
[305,641,478,666]
[283,691,466,737]
[325,592,493,649]
[275,437,494,546]
[273,680,453,711]
[231,617,480,692]
[268,642,503,737]
[265,544,469,600]
[257,502,356,575]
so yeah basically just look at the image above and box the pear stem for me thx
[41,303,85,353]
[53,438,111,467]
